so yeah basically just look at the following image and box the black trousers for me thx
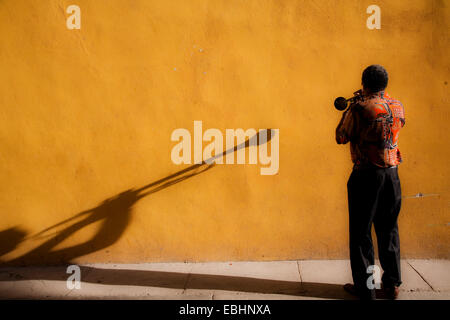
[347,166,402,298]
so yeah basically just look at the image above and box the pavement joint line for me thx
[407,260,435,291]
[64,287,76,297]
[182,273,191,294]
[181,265,194,294]
[296,260,303,283]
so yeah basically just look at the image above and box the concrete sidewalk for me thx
[0,260,449,300]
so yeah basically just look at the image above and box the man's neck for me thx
[362,89,385,98]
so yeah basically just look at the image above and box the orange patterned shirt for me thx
[336,91,405,168]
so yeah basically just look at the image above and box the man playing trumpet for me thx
[336,65,406,300]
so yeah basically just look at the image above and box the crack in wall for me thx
[403,193,440,199]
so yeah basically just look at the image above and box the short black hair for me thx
[362,64,388,93]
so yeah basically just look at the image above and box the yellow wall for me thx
[0,0,448,265]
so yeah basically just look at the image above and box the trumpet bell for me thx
[334,97,348,111]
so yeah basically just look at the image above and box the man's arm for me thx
[335,106,356,144]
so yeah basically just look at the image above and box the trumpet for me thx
[334,89,364,111]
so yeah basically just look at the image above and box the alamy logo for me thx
[366,5,381,30]
[366,265,381,289]
[66,5,81,30]
[66,265,81,289]
[170,121,279,175]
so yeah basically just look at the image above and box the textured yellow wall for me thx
[0,0,448,265]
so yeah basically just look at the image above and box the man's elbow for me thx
[335,129,348,144]
[335,134,348,145]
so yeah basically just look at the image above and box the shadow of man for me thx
[5,130,274,266]
[0,227,28,261]
[6,164,214,266]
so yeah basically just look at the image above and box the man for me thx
[336,65,405,300]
